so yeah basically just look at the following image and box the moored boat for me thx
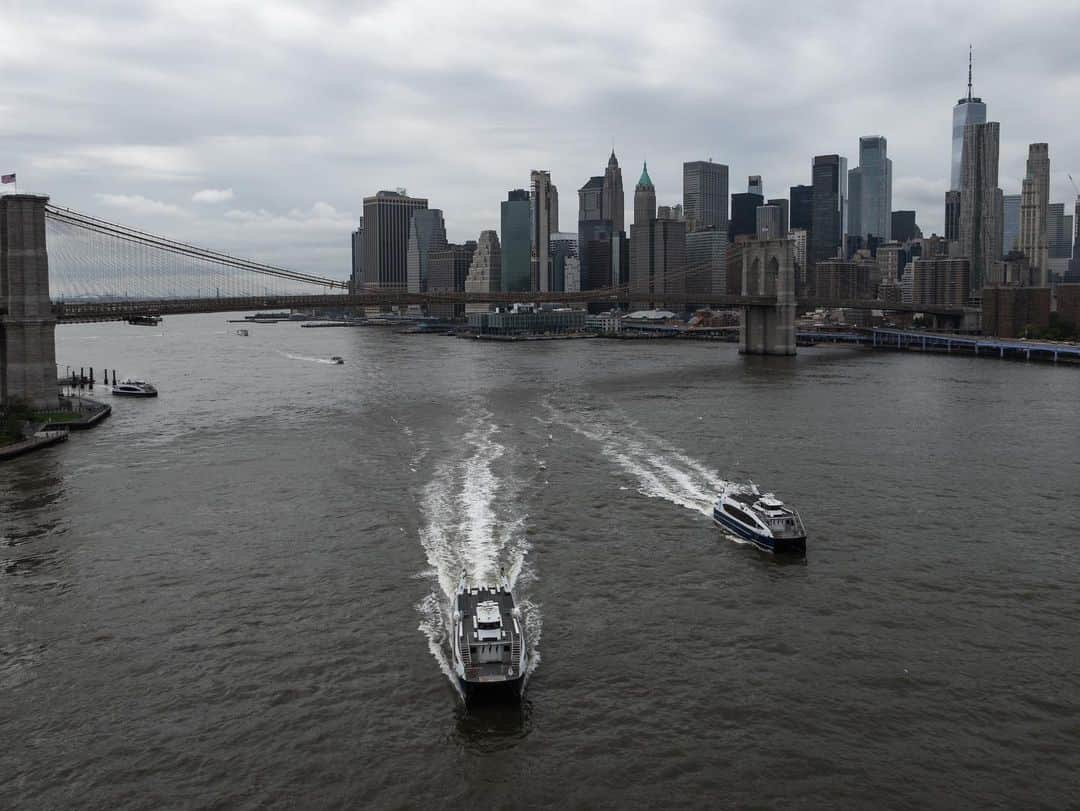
[713,483,806,554]
[111,379,158,397]
[451,572,528,699]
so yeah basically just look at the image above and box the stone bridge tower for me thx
[740,238,796,355]
[1,194,59,409]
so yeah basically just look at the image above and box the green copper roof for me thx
[637,161,653,188]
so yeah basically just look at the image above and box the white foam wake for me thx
[415,413,541,696]
[545,400,729,518]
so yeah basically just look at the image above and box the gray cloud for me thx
[4,0,1079,279]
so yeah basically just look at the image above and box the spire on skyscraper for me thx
[608,148,618,168]
[972,44,980,100]
[637,161,653,189]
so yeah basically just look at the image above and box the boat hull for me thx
[458,674,526,702]
[112,390,157,398]
[713,511,806,555]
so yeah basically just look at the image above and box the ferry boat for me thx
[127,315,162,326]
[713,483,806,554]
[451,572,528,699]
[111,379,158,397]
[330,355,344,365]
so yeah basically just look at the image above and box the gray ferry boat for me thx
[451,573,528,698]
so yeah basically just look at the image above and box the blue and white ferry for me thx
[713,483,806,554]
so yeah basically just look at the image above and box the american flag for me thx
[1,173,15,184]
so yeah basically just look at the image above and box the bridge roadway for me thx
[48,292,966,323]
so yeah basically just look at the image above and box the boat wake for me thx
[545,399,729,519]
[279,351,337,364]
[416,413,540,697]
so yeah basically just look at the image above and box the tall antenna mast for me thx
[972,45,980,101]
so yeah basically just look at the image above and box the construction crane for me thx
[1069,173,1079,198]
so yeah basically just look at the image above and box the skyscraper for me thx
[1018,143,1050,285]
[756,205,785,240]
[945,190,962,242]
[361,190,428,288]
[549,232,578,293]
[405,209,447,293]
[950,48,987,191]
[464,230,502,314]
[848,136,892,241]
[1002,194,1021,255]
[501,189,532,292]
[890,211,920,243]
[531,170,558,292]
[767,198,789,235]
[350,219,364,291]
[577,176,604,222]
[685,227,729,302]
[579,151,627,292]
[633,162,656,225]
[790,185,813,234]
[730,192,763,242]
[748,175,763,196]
[428,240,477,319]
[811,155,848,263]
[683,160,729,233]
[1047,203,1071,258]
[630,215,687,309]
[602,151,624,233]
[958,121,1003,297]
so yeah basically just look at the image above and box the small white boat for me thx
[330,356,344,365]
[235,328,249,336]
[111,379,158,397]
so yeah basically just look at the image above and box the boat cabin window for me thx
[724,504,760,527]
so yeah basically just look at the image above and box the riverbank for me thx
[0,429,69,461]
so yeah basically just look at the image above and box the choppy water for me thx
[2,313,1079,808]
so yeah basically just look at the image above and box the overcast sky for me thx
[4,0,1079,279]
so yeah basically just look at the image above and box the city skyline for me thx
[3,2,1080,277]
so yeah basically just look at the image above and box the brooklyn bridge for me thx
[2,193,962,408]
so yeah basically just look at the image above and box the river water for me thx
[2,313,1078,808]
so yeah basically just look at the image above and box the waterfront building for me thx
[467,306,586,336]
[788,228,808,291]
[464,230,501,314]
[531,170,558,292]
[405,209,447,294]
[912,257,971,308]
[981,286,1050,338]
[501,189,532,292]
[730,192,763,242]
[428,240,477,319]
[848,136,892,241]
[564,256,581,293]
[550,232,579,293]
[900,262,914,305]
[685,226,729,302]
[805,259,874,300]
[756,205,785,240]
[361,190,428,288]
[1017,143,1050,285]
[950,48,987,191]
[811,155,848,263]
[748,175,763,196]
[350,219,364,291]
[958,121,1003,297]
[1002,194,1021,255]
[876,241,904,284]
[683,160,728,234]
[890,211,920,243]
[945,190,962,242]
